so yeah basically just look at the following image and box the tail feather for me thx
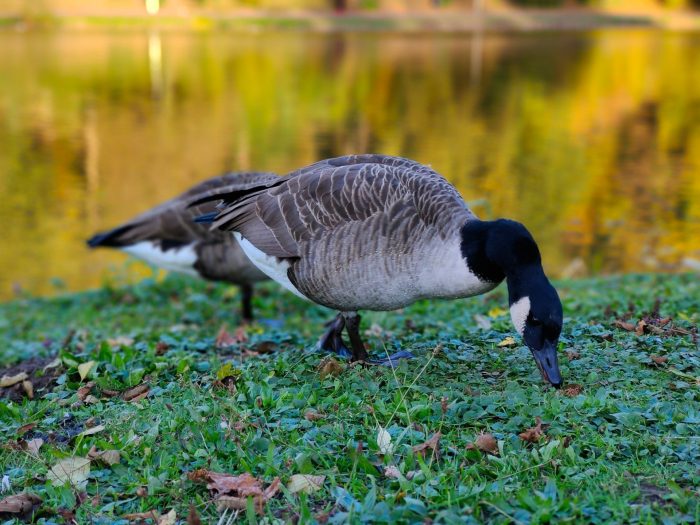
[86,224,136,248]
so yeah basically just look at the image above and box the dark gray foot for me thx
[368,350,416,367]
[343,312,370,362]
[241,284,254,323]
[318,314,352,359]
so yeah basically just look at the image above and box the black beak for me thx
[530,341,562,388]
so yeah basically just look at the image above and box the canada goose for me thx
[196,155,563,386]
[87,172,279,322]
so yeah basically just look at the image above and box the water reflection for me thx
[0,30,698,299]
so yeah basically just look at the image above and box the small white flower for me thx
[1,475,10,493]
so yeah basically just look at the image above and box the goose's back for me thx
[214,155,489,310]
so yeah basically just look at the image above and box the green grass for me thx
[1,273,698,523]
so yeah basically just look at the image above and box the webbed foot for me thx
[318,314,352,359]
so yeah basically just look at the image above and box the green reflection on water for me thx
[0,30,698,299]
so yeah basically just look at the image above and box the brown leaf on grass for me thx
[412,432,441,460]
[650,355,668,365]
[17,423,35,436]
[155,341,170,355]
[25,438,44,456]
[215,326,236,348]
[87,446,120,466]
[467,433,498,455]
[188,470,280,514]
[614,320,636,332]
[215,325,248,348]
[0,372,28,388]
[233,326,248,344]
[317,358,343,379]
[107,336,134,349]
[497,336,516,347]
[252,341,277,354]
[304,410,325,421]
[565,350,581,361]
[0,493,42,518]
[519,417,546,443]
[22,380,34,399]
[157,509,176,525]
[77,382,95,401]
[287,474,325,494]
[635,320,647,336]
[562,384,583,397]
[122,384,149,402]
[187,505,202,525]
[123,510,160,522]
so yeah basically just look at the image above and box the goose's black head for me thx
[461,219,563,387]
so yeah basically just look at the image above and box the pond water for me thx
[1,29,699,299]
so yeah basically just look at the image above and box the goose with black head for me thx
[195,155,564,386]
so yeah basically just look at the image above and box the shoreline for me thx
[2,8,700,32]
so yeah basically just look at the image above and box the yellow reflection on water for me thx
[0,30,698,299]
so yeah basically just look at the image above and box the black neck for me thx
[460,219,544,299]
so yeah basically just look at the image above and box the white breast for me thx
[122,241,199,277]
[415,238,497,300]
[234,233,310,301]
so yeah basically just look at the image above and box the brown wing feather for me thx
[90,172,278,248]
[211,155,474,260]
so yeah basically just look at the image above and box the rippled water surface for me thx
[1,29,699,298]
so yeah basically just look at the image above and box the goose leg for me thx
[317,314,352,359]
[240,284,254,323]
[343,312,369,362]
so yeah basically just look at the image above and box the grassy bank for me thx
[0,273,698,523]
[3,9,700,32]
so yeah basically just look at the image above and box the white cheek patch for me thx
[510,296,531,336]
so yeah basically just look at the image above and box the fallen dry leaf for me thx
[635,320,647,336]
[84,395,100,405]
[16,423,35,436]
[123,510,160,521]
[25,438,43,456]
[519,417,546,443]
[77,361,96,381]
[562,384,583,397]
[304,410,324,421]
[22,380,34,399]
[376,426,393,455]
[158,509,176,525]
[122,384,149,403]
[188,470,280,514]
[88,446,120,466]
[497,336,516,347]
[78,424,105,437]
[1,372,28,388]
[613,320,636,332]
[317,358,343,379]
[651,355,668,365]
[215,325,247,348]
[565,350,581,360]
[0,492,42,517]
[412,432,441,460]
[77,381,95,401]
[467,433,498,455]
[187,504,202,525]
[47,457,91,489]
[107,336,134,349]
[287,474,325,494]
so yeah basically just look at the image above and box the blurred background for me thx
[0,0,699,299]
